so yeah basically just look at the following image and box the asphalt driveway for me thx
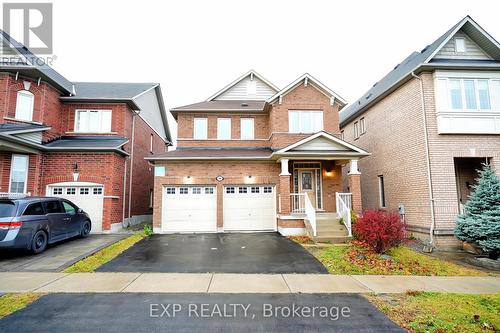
[0,293,404,332]
[0,234,126,272]
[97,233,328,274]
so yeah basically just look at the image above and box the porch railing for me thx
[290,193,317,236]
[336,192,352,237]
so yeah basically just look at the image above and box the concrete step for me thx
[313,236,352,244]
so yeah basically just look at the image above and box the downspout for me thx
[122,156,128,226]
[128,112,138,222]
[412,72,436,247]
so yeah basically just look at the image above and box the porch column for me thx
[348,159,362,214]
[279,159,291,215]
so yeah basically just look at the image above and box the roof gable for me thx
[268,73,347,106]
[207,70,279,101]
[276,132,369,155]
[434,30,492,60]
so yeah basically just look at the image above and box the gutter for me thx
[411,72,436,247]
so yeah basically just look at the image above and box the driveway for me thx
[0,293,404,332]
[97,233,328,274]
[0,234,126,272]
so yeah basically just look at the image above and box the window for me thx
[193,118,208,139]
[226,187,235,194]
[378,175,386,208]
[238,187,247,194]
[9,155,28,194]
[360,117,366,134]
[15,90,34,121]
[447,78,491,111]
[354,121,360,139]
[192,187,202,194]
[62,201,77,215]
[251,186,260,193]
[66,188,76,195]
[79,188,90,195]
[463,80,477,109]
[23,202,44,216]
[43,200,63,214]
[477,80,491,109]
[52,187,63,195]
[455,37,466,53]
[93,188,103,195]
[240,118,254,140]
[263,186,272,193]
[179,187,188,194]
[449,79,463,109]
[288,111,323,133]
[75,110,112,133]
[150,134,154,153]
[217,118,231,140]
[204,187,214,194]
[340,130,344,140]
[166,187,176,194]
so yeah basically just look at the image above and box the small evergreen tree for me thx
[455,164,500,259]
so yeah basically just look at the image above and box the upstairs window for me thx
[15,90,34,121]
[75,110,112,133]
[288,110,323,133]
[240,118,254,139]
[193,118,208,139]
[448,79,492,111]
[354,121,360,139]
[340,130,345,140]
[455,37,466,53]
[217,118,231,140]
[360,117,366,135]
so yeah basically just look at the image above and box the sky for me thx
[5,0,500,139]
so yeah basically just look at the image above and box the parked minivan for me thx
[0,196,91,254]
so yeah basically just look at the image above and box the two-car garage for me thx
[161,185,276,233]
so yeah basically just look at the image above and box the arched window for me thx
[15,90,34,121]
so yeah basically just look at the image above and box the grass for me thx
[0,293,44,319]
[367,292,500,333]
[307,243,489,276]
[64,232,147,273]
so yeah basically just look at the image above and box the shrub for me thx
[353,210,406,253]
[455,164,500,259]
[143,224,153,236]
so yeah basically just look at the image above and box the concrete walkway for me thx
[1,272,499,294]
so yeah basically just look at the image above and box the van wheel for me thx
[81,221,91,238]
[31,230,48,254]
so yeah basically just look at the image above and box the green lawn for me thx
[0,293,44,319]
[306,243,489,276]
[64,232,147,273]
[367,292,500,333]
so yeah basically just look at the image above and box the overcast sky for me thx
[36,0,500,137]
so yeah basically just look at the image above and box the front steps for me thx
[305,213,352,244]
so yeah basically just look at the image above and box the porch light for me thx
[325,170,333,177]
[184,175,193,184]
[72,163,79,181]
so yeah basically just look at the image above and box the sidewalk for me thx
[1,272,499,294]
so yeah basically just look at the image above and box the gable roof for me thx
[268,73,347,106]
[206,70,279,101]
[339,16,500,126]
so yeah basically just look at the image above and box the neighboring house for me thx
[339,16,500,249]
[0,31,172,232]
[148,70,369,239]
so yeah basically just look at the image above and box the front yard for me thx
[297,239,490,276]
[367,292,500,333]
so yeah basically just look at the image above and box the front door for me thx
[298,170,316,208]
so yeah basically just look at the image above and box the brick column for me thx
[216,184,223,228]
[279,159,291,215]
[348,159,362,214]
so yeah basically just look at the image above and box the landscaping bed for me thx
[366,292,499,333]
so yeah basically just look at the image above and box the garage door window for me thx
[52,187,63,195]
[226,187,235,194]
[166,187,175,194]
[192,187,201,194]
[204,187,214,194]
[80,188,89,195]
[263,186,272,193]
[93,188,103,195]
[66,188,76,195]
[238,187,247,193]
[179,187,188,194]
[251,187,260,193]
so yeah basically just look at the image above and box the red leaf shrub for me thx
[353,210,406,253]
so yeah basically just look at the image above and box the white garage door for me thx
[223,185,276,231]
[47,182,104,233]
[162,186,217,233]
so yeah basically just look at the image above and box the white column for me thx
[349,159,361,175]
[279,159,291,176]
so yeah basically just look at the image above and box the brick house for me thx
[148,71,369,239]
[339,16,500,249]
[0,31,172,232]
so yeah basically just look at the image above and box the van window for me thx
[23,202,44,216]
[62,201,77,215]
[44,201,63,214]
[0,201,16,218]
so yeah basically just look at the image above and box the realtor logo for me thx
[2,3,53,54]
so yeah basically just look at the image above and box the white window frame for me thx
[150,134,154,153]
[455,37,466,53]
[354,121,360,139]
[9,154,29,194]
[378,175,386,208]
[193,118,208,140]
[360,117,366,134]
[74,109,112,133]
[288,110,323,133]
[240,118,254,140]
[15,90,34,122]
[340,130,345,141]
[445,78,492,111]
[217,118,232,140]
